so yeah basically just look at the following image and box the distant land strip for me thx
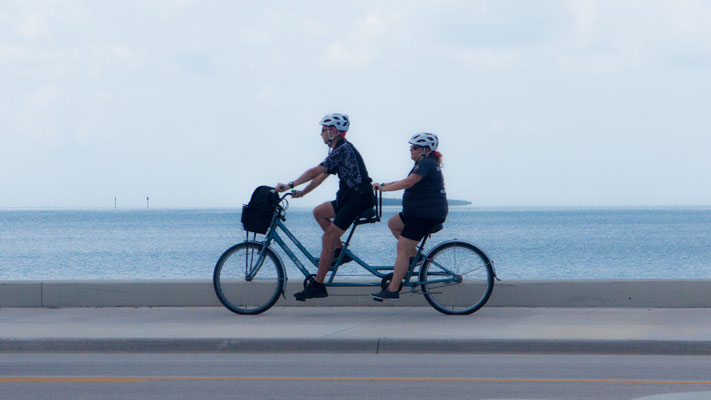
[381,197,471,206]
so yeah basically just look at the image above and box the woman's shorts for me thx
[399,212,446,241]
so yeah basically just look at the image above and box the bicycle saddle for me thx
[359,207,376,219]
[429,224,443,234]
[353,207,379,226]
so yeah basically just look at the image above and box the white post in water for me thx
[114,196,117,209]
[147,196,150,209]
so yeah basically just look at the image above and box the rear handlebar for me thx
[275,187,381,218]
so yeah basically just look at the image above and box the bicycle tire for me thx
[213,241,285,315]
[418,240,494,315]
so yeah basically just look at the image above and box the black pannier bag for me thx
[241,186,279,234]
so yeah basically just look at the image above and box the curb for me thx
[4,279,711,308]
[3,338,711,355]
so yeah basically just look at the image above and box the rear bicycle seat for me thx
[354,207,378,226]
[353,188,383,226]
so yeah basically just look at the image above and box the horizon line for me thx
[2,204,711,211]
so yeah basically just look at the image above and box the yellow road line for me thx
[2,376,711,384]
[1,377,149,383]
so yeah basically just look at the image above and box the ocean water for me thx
[0,207,709,281]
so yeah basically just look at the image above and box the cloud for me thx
[2,0,711,207]
[563,0,711,71]
[18,84,63,145]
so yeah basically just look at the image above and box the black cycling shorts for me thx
[399,212,445,241]
[331,191,374,231]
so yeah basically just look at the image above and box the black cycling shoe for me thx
[294,280,328,302]
[371,288,400,302]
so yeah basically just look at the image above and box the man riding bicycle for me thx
[275,113,375,301]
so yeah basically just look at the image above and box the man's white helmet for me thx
[408,132,439,152]
[320,113,350,132]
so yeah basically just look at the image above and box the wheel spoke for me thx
[419,241,494,315]
[457,264,487,276]
[214,243,284,315]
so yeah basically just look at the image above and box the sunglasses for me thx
[410,145,423,151]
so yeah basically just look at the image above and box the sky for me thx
[1,0,710,209]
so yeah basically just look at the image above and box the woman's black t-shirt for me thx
[402,156,448,220]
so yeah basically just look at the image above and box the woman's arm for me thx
[375,173,423,192]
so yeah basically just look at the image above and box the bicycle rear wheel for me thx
[213,241,285,315]
[419,241,494,315]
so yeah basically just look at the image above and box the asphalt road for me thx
[2,353,711,399]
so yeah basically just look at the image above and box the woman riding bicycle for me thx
[371,132,448,301]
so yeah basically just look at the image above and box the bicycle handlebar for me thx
[275,187,380,218]
[279,190,295,202]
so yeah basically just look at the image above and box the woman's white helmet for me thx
[408,132,439,152]
[320,113,350,132]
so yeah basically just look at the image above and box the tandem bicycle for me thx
[213,189,497,315]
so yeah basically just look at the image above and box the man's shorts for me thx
[399,212,446,242]
[331,191,374,231]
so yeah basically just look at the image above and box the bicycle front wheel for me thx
[419,241,495,315]
[213,241,285,315]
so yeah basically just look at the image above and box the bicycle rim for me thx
[213,242,284,315]
[419,241,494,315]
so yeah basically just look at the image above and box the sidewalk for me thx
[2,307,711,355]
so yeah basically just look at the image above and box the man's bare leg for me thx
[313,202,343,250]
[315,223,345,283]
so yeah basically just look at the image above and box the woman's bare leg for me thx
[389,236,419,292]
[388,214,404,239]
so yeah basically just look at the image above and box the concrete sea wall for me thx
[1,280,710,308]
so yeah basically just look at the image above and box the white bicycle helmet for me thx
[408,132,439,152]
[319,113,350,132]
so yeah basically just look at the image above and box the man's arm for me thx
[293,172,328,198]
[275,165,328,193]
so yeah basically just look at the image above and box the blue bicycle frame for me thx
[215,190,498,315]
[253,192,456,289]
